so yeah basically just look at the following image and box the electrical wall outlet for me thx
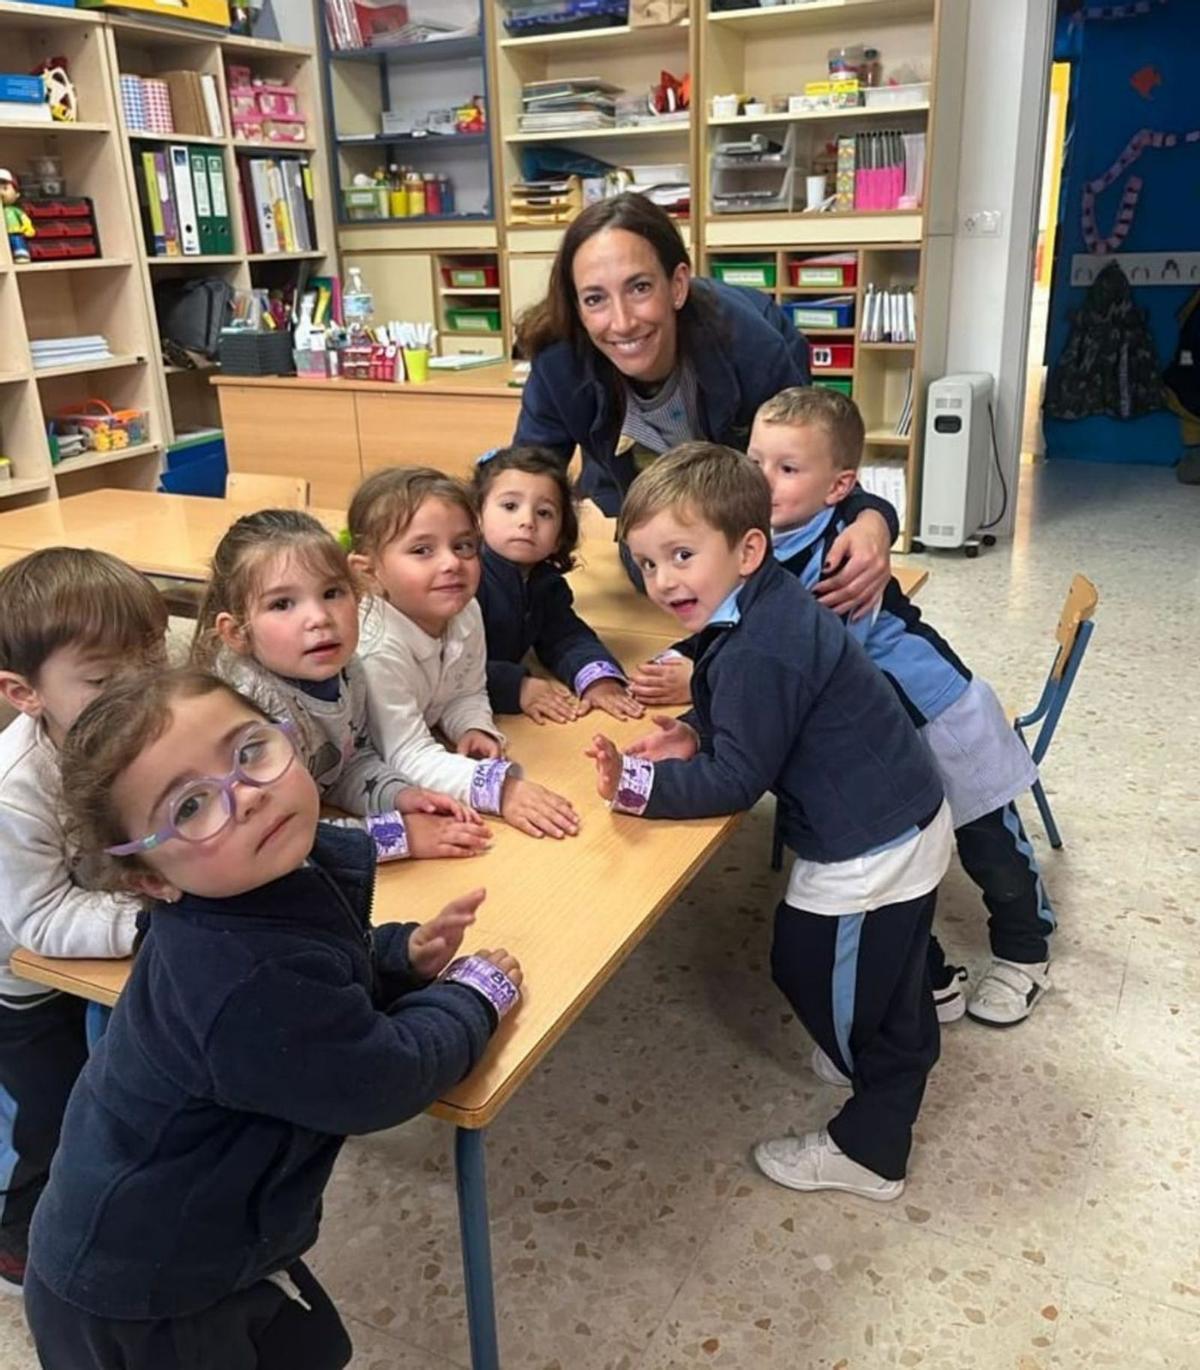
[963,209,1003,237]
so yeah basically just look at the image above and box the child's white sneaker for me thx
[753,1130,904,1201]
[967,958,1051,1026]
[933,965,969,1023]
[810,1045,851,1088]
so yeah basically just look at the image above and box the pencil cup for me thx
[405,347,430,383]
[806,174,828,211]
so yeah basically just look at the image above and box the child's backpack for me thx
[1045,261,1166,420]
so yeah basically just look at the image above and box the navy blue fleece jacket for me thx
[476,544,624,713]
[28,825,494,1321]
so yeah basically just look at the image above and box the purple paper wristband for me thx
[573,660,626,696]
[443,954,520,1021]
[365,810,409,861]
[611,754,654,816]
[469,758,513,815]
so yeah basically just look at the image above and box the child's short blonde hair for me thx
[617,441,771,547]
[347,467,478,561]
[62,668,266,892]
[0,547,167,683]
[191,509,352,667]
[755,387,866,473]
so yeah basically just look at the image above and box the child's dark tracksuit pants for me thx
[929,801,1056,986]
[770,888,941,1182]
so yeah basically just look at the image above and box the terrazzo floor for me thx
[2,459,1196,1368]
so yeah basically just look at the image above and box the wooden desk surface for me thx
[211,362,525,402]
[12,644,734,1130]
[0,491,342,582]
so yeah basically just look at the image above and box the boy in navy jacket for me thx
[24,669,522,1370]
[750,387,1053,1027]
[587,443,952,1201]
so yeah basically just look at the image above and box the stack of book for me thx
[323,0,410,50]
[519,79,620,134]
[134,144,234,258]
[239,155,317,254]
[30,336,114,372]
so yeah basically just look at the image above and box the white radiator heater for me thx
[918,372,995,554]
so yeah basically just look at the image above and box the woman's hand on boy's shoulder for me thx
[813,511,891,619]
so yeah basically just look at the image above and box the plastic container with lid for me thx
[828,45,865,78]
[424,172,441,216]
[405,169,426,217]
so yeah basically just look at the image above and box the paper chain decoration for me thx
[1069,0,1168,21]
[1082,127,1200,253]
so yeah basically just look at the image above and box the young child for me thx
[0,547,167,1292]
[587,443,952,1201]
[195,508,490,862]
[24,668,522,1369]
[348,466,581,841]
[749,387,1052,1027]
[472,444,642,725]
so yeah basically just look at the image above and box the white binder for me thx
[168,144,201,256]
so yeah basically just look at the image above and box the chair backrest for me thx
[225,472,310,510]
[1051,573,1099,682]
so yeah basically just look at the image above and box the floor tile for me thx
[1047,1279,1200,1368]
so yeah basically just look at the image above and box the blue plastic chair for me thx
[1013,573,1098,850]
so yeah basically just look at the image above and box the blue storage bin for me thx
[160,429,226,497]
[784,296,855,330]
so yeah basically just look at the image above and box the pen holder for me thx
[404,347,430,383]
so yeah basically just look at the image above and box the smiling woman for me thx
[512,193,898,616]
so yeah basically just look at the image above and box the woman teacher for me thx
[512,194,898,630]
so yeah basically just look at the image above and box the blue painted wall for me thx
[1044,1,1200,465]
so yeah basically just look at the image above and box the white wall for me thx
[943,0,1056,536]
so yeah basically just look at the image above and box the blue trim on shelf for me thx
[337,132,491,151]
[329,35,484,66]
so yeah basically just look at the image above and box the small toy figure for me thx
[0,170,34,263]
[32,56,77,123]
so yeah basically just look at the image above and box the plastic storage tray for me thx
[442,263,499,288]
[710,259,776,289]
[784,297,855,329]
[789,258,858,288]
[446,307,501,333]
[810,341,855,371]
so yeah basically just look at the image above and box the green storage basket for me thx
[710,259,776,289]
[447,307,501,333]
[813,378,853,397]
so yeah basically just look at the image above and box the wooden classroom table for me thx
[12,629,724,1370]
[213,363,525,507]
[0,489,342,581]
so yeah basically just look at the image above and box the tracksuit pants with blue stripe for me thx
[928,802,1056,987]
[771,889,940,1181]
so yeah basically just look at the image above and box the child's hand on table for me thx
[405,810,492,860]
[628,656,693,707]
[470,948,524,990]
[577,677,645,721]
[520,675,580,725]
[628,715,700,763]
[456,729,504,760]
[584,734,623,802]
[409,888,486,978]
[397,786,480,824]
[500,776,580,840]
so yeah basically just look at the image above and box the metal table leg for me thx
[455,1126,500,1370]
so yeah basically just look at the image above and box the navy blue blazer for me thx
[28,825,495,1320]
[476,544,624,713]
[514,279,814,514]
[643,558,944,864]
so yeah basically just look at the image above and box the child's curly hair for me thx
[471,445,580,574]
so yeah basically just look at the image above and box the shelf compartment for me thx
[146,254,243,267]
[328,35,485,66]
[708,103,928,127]
[126,129,226,146]
[864,430,912,447]
[32,354,145,379]
[337,130,490,150]
[500,20,689,54]
[504,122,689,144]
[709,0,935,34]
[0,475,51,501]
[15,259,133,274]
[0,120,109,135]
[53,441,161,478]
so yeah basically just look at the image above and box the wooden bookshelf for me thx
[0,2,335,509]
